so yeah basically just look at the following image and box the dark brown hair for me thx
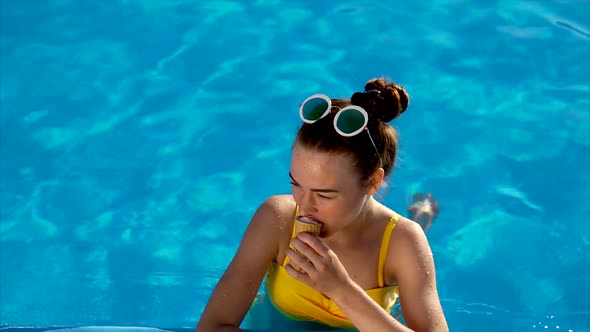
[295,77,409,185]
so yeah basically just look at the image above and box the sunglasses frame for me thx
[299,94,332,123]
[299,94,380,158]
[299,94,369,137]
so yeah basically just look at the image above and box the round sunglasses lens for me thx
[302,98,329,121]
[336,109,365,134]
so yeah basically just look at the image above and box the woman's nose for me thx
[299,192,317,214]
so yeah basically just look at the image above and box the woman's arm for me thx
[392,220,449,332]
[195,196,286,332]
[287,234,412,332]
[288,218,448,332]
[329,280,413,331]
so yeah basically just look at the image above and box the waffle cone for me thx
[290,217,322,272]
[292,216,322,237]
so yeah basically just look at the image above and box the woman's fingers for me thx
[284,262,311,283]
[295,232,330,257]
[285,247,315,272]
[290,237,317,260]
[288,234,337,282]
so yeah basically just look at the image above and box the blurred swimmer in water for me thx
[407,193,440,233]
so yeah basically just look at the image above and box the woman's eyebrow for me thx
[288,172,339,193]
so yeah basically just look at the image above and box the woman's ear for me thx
[368,168,385,195]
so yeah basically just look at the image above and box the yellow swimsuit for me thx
[265,211,401,329]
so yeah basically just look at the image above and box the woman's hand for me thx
[285,232,353,299]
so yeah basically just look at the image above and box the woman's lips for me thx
[303,215,322,223]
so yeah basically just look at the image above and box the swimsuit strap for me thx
[281,205,300,267]
[378,213,401,287]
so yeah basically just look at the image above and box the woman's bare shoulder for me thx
[394,214,424,234]
[259,194,296,215]
[390,216,429,250]
[255,194,297,226]
[388,215,432,273]
[230,195,296,264]
[255,195,297,262]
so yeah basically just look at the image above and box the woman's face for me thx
[289,142,372,237]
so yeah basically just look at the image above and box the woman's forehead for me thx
[290,145,358,181]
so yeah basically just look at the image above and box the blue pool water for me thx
[1,1,589,331]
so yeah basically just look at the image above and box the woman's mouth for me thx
[303,215,322,223]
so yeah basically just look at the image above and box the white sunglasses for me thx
[300,94,371,136]
[299,94,379,155]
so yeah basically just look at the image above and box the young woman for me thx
[196,78,449,332]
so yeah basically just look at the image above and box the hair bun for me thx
[350,77,410,123]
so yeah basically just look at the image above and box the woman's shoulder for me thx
[388,215,432,266]
[393,214,424,233]
[377,213,431,285]
[390,215,428,248]
[256,195,298,262]
[372,206,418,234]
[258,194,296,214]
[253,195,297,226]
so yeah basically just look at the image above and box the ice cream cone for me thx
[290,216,323,272]
[293,216,322,237]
